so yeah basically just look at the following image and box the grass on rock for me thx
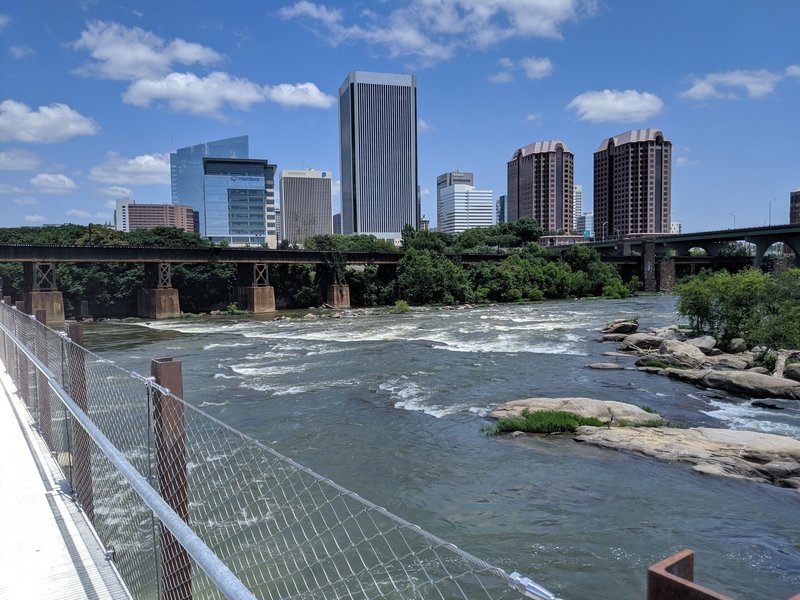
[488,410,603,435]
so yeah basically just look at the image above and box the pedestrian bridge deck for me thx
[0,363,129,600]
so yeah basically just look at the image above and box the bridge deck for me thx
[0,363,129,599]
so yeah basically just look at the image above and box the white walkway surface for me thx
[0,364,129,599]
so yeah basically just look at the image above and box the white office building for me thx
[280,169,332,246]
[437,184,494,234]
[339,71,419,239]
[573,184,583,230]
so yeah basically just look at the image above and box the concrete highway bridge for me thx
[1,223,796,322]
[585,224,800,295]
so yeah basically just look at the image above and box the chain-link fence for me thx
[0,301,554,600]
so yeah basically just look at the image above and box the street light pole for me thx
[729,213,736,229]
[769,199,773,226]
[601,221,608,242]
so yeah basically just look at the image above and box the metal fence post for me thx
[151,357,191,600]
[35,309,54,449]
[65,321,95,523]
[14,301,30,410]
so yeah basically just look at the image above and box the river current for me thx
[84,295,800,599]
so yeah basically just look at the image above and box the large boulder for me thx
[574,426,800,488]
[657,339,707,368]
[726,338,748,354]
[601,319,639,334]
[686,335,717,354]
[703,353,752,370]
[665,368,800,400]
[585,363,624,370]
[490,397,660,425]
[785,363,800,383]
[619,333,665,351]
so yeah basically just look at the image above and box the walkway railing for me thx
[0,300,554,600]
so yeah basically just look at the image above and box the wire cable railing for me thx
[0,300,555,600]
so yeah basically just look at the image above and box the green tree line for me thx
[676,267,800,349]
[0,220,633,317]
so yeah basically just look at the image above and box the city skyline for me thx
[1,1,798,232]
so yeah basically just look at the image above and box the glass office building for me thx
[203,158,277,247]
[171,136,249,236]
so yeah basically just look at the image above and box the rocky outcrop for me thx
[601,319,639,334]
[686,335,717,354]
[664,368,800,400]
[702,353,753,370]
[585,363,624,370]
[490,397,660,425]
[619,333,665,351]
[785,364,800,383]
[660,339,707,368]
[574,426,800,488]
[726,338,748,354]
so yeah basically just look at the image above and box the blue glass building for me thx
[202,158,277,247]
[170,136,249,236]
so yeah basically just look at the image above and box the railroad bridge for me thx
[0,245,503,322]
[1,223,796,322]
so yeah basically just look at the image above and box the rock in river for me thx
[664,368,800,400]
[490,397,660,425]
[574,426,800,488]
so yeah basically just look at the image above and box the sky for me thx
[0,0,798,232]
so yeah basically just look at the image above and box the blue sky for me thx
[0,0,798,232]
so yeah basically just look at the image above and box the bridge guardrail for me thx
[0,300,554,600]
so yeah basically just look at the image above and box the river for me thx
[83,295,800,599]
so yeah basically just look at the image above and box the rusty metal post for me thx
[151,357,191,600]
[14,301,30,410]
[65,321,94,523]
[34,309,54,450]
[648,550,731,600]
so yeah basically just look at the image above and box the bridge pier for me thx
[658,257,676,292]
[22,262,64,323]
[641,242,658,292]
[138,263,181,319]
[327,284,350,309]
[237,263,275,313]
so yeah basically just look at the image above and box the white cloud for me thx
[520,56,553,80]
[0,149,40,170]
[420,187,431,197]
[675,156,699,167]
[97,185,133,198]
[418,118,429,132]
[73,20,222,80]
[681,69,784,100]
[786,65,800,78]
[89,152,170,185]
[490,55,553,83]
[263,82,335,108]
[525,112,542,122]
[280,1,593,65]
[123,71,266,115]
[14,197,37,205]
[489,70,513,84]
[0,14,10,30]
[24,214,46,223]
[0,100,99,143]
[66,208,111,220]
[0,183,24,194]
[31,173,78,194]
[10,45,34,59]
[567,89,663,122]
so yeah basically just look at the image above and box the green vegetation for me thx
[390,300,410,314]
[640,405,656,413]
[220,303,248,316]
[752,351,777,372]
[676,267,800,349]
[616,418,686,428]
[488,410,604,435]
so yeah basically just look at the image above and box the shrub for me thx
[391,299,410,314]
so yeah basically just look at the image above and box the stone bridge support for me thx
[641,242,658,292]
[237,263,275,313]
[22,262,64,323]
[658,257,676,292]
[327,284,350,309]
[138,262,180,319]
